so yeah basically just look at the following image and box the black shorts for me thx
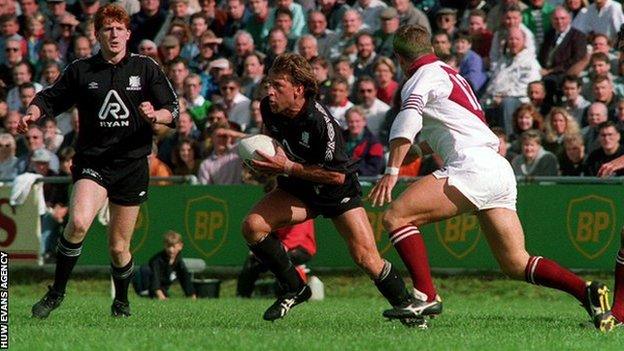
[71,155,149,206]
[277,173,363,218]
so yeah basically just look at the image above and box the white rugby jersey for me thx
[390,54,499,164]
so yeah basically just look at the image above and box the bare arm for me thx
[566,53,590,77]
[366,137,412,207]
[253,147,346,185]
[288,163,346,185]
[597,155,624,177]
[18,104,42,133]
[139,102,174,125]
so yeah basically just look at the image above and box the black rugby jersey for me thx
[260,96,358,176]
[31,52,179,159]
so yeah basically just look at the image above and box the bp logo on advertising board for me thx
[435,213,481,259]
[184,195,228,259]
[566,195,615,260]
[130,204,149,254]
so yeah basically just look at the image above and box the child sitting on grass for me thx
[132,230,197,300]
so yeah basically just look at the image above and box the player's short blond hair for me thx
[393,25,432,61]
[163,230,183,246]
[269,53,318,98]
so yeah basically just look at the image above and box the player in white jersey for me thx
[368,24,610,329]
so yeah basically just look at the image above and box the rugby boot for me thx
[32,286,64,319]
[583,281,610,319]
[111,299,131,317]
[594,311,623,332]
[263,284,311,321]
[383,294,443,320]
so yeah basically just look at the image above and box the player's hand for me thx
[18,113,38,134]
[139,101,156,123]
[252,146,292,175]
[598,157,624,177]
[367,174,398,207]
[155,289,167,300]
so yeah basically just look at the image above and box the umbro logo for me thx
[88,82,98,89]
[139,191,146,197]
[340,197,350,204]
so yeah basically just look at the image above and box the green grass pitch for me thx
[9,274,624,350]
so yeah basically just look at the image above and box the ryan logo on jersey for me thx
[98,90,130,128]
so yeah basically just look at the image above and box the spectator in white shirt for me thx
[484,27,541,135]
[355,76,389,139]
[219,75,251,130]
[490,5,537,68]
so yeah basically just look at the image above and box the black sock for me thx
[111,258,135,303]
[249,234,303,293]
[52,236,83,294]
[374,260,412,307]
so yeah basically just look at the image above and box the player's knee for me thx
[241,214,269,242]
[498,256,528,280]
[108,242,129,258]
[66,217,90,240]
[381,209,405,231]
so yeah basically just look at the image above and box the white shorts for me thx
[433,147,517,211]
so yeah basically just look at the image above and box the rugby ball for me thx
[238,134,277,165]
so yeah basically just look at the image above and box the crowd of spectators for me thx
[1,0,624,184]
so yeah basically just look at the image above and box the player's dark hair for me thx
[394,25,432,61]
[94,4,130,32]
[269,53,318,98]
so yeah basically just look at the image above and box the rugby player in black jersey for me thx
[20,4,179,318]
[242,53,414,321]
